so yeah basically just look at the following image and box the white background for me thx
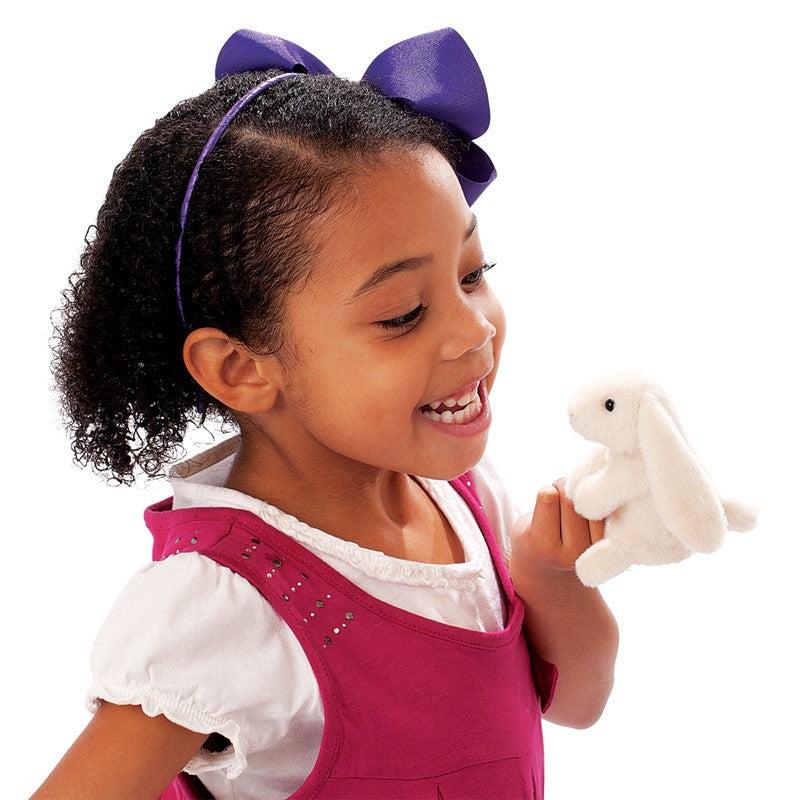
[4,2,797,798]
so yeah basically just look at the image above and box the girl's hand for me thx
[509,477,606,583]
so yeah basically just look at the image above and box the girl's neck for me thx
[224,431,426,549]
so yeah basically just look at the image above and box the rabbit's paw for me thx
[564,469,584,500]
[575,540,632,587]
[572,477,616,520]
[565,450,606,499]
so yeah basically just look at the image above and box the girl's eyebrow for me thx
[343,212,478,305]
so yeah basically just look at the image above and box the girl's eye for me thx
[376,261,497,331]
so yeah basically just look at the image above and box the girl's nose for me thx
[441,309,496,361]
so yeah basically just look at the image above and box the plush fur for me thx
[564,368,758,587]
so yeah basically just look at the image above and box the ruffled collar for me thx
[167,434,490,588]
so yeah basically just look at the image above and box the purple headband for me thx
[177,26,496,415]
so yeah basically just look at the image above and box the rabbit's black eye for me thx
[605,398,615,412]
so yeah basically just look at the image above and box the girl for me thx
[35,27,618,800]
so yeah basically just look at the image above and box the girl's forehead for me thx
[307,151,471,289]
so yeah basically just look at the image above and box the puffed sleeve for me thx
[84,552,307,779]
[470,449,524,570]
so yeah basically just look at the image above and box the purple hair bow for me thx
[215,26,497,206]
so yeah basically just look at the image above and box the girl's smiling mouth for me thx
[417,378,491,437]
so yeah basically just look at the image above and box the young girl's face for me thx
[273,145,506,481]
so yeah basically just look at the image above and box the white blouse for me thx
[84,435,524,800]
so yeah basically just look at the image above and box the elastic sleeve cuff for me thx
[531,653,559,714]
[84,683,249,780]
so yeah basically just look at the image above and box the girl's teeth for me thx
[427,386,479,412]
[421,392,482,424]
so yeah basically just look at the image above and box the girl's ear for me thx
[637,393,726,548]
[182,327,228,402]
[183,327,282,413]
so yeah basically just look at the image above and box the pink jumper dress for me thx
[147,469,559,800]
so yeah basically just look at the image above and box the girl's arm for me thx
[513,565,619,728]
[509,481,619,728]
[29,699,210,800]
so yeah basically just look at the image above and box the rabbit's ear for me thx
[637,394,725,544]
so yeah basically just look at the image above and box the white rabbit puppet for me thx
[564,368,758,587]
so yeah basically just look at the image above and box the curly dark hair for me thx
[49,68,466,486]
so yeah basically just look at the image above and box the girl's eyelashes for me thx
[376,261,497,331]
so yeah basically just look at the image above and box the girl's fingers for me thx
[589,517,606,544]
[552,477,593,555]
[531,485,562,548]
